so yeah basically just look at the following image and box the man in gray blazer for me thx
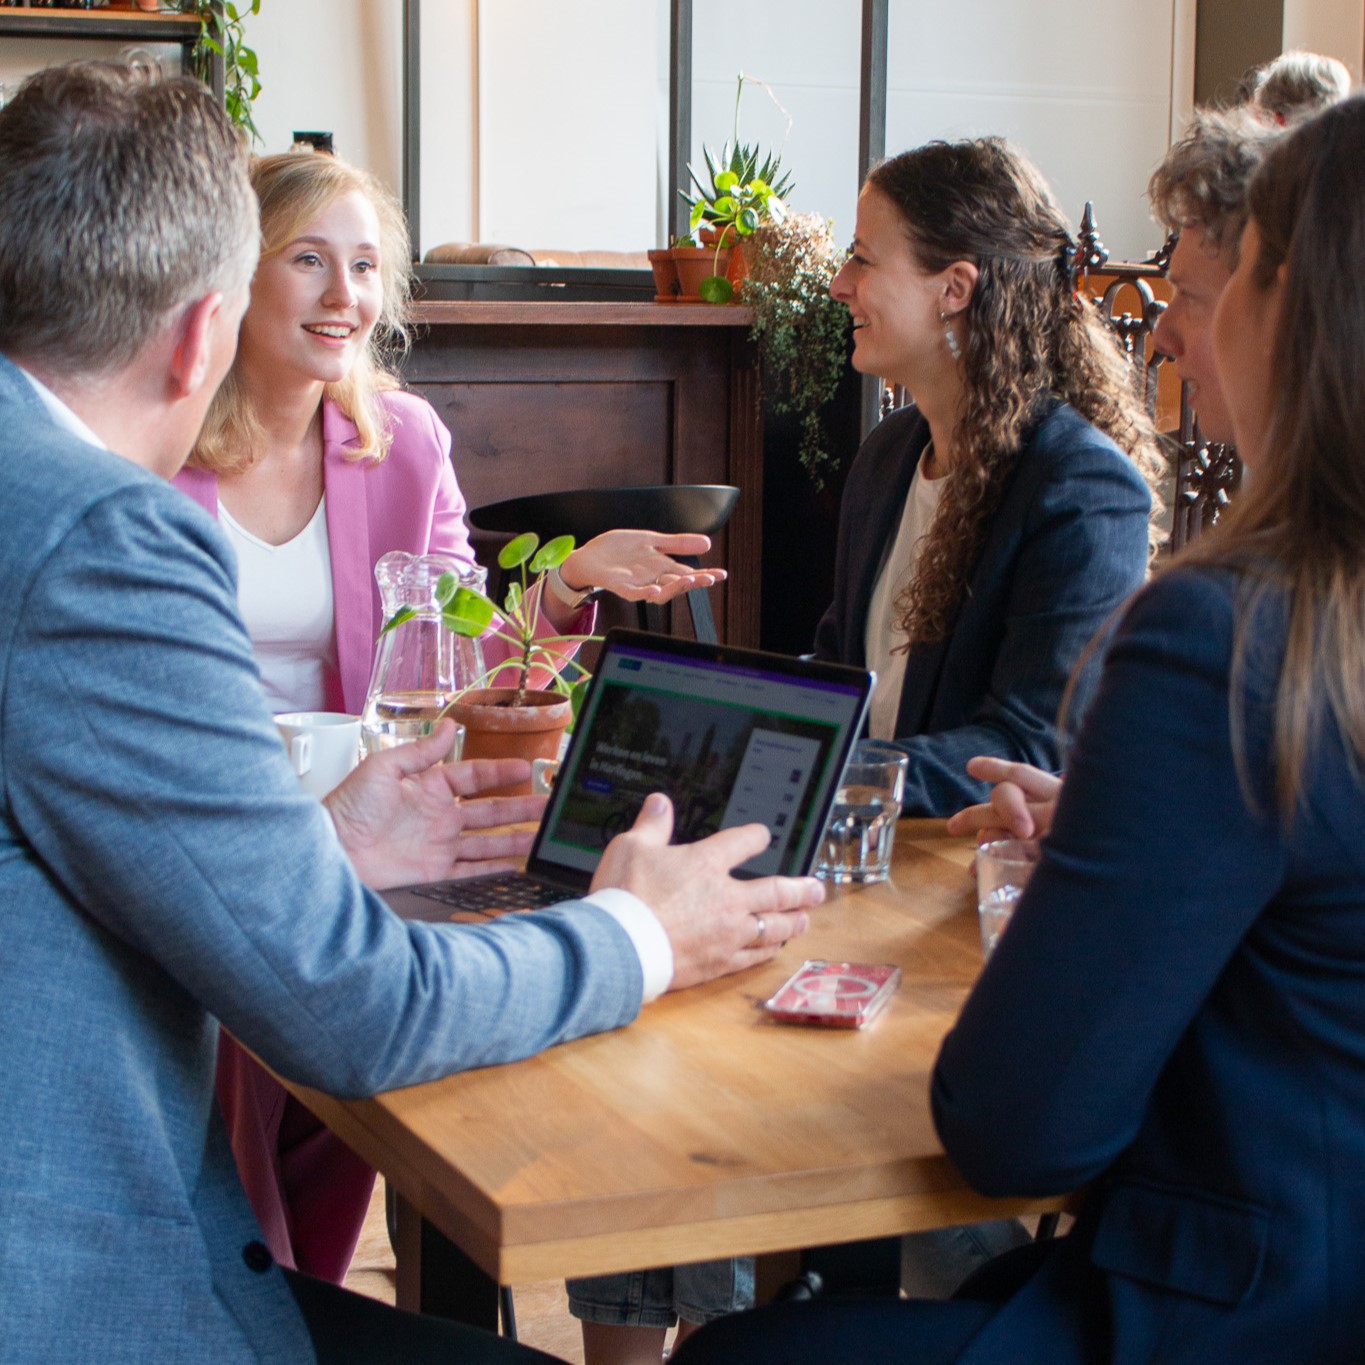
[0,61,820,1363]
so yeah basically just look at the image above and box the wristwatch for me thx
[546,565,594,610]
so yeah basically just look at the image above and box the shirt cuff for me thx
[584,887,674,1002]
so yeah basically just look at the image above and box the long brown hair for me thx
[1180,95,1365,818]
[867,138,1162,644]
[190,152,414,475]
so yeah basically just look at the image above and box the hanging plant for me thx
[740,213,851,489]
[189,0,264,146]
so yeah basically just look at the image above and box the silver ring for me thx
[748,913,767,948]
[654,571,668,586]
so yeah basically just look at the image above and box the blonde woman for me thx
[174,151,722,1282]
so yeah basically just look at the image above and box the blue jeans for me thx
[566,1257,755,1329]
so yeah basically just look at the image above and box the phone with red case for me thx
[762,960,901,1028]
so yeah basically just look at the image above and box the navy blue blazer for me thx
[813,402,1151,815]
[933,565,1365,1363]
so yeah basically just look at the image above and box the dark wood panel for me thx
[399,307,762,647]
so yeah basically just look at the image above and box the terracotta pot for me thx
[698,225,748,285]
[446,688,572,797]
[647,247,679,302]
[672,244,733,301]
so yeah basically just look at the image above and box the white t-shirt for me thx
[219,497,337,712]
[864,463,945,741]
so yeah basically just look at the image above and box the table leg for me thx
[393,1192,500,1330]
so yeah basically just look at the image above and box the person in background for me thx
[948,106,1283,848]
[569,135,1161,1365]
[1242,48,1352,125]
[0,58,819,1363]
[678,88,1365,1365]
[172,149,728,1285]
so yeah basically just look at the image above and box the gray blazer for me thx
[0,356,642,1362]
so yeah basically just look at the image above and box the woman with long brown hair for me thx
[678,94,1365,1365]
[815,136,1160,816]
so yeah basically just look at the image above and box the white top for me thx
[864,461,946,741]
[219,497,337,713]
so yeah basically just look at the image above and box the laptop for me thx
[383,628,873,922]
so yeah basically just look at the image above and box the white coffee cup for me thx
[274,711,362,800]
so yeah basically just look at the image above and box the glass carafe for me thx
[360,552,487,757]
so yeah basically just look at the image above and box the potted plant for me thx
[740,212,852,488]
[680,75,794,303]
[381,532,596,792]
[188,0,264,145]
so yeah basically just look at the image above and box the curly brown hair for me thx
[867,138,1162,644]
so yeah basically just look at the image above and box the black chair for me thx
[468,484,739,644]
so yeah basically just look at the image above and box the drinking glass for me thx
[975,838,1041,958]
[816,741,909,884]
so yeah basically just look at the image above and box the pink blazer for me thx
[174,389,588,714]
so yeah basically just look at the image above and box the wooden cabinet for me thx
[402,300,764,648]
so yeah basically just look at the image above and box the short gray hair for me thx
[0,58,258,375]
[1147,106,1283,263]
[1255,50,1352,123]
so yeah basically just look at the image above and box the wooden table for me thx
[290,821,1062,1323]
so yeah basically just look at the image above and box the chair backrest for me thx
[874,203,1244,552]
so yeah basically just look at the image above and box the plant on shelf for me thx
[681,75,793,303]
[188,0,264,146]
[741,212,852,489]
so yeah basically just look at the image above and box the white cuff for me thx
[584,887,674,1002]
[546,565,592,610]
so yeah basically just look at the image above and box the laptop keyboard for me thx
[408,873,567,916]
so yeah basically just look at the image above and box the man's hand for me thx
[945,757,1062,844]
[324,721,546,890]
[591,793,822,991]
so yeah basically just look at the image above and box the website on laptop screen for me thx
[533,639,869,878]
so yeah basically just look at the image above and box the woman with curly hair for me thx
[815,135,1161,817]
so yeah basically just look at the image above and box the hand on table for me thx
[562,530,727,606]
[591,792,822,991]
[324,721,546,890]
[944,757,1062,844]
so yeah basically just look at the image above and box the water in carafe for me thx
[361,552,487,757]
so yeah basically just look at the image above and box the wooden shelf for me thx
[0,6,201,43]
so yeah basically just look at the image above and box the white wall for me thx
[1,0,1193,262]
[1282,0,1365,78]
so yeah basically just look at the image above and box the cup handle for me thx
[531,757,559,794]
[289,734,312,777]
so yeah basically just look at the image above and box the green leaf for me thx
[698,275,734,304]
[497,531,539,570]
[714,170,739,194]
[738,207,760,233]
[713,195,735,217]
[379,605,417,636]
[443,587,496,637]
[689,201,706,232]
[506,580,524,615]
[226,1,239,19]
[530,534,575,573]
[435,571,458,606]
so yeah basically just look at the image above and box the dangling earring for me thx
[940,310,961,362]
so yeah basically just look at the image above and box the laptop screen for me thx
[528,630,873,880]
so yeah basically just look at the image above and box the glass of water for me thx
[975,838,1041,958]
[816,741,909,884]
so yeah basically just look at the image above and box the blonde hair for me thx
[1181,95,1365,820]
[867,138,1162,645]
[190,151,413,475]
